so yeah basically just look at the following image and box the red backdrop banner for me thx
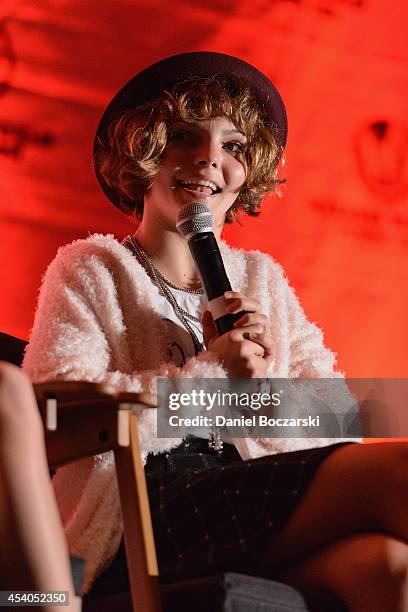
[1,0,407,376]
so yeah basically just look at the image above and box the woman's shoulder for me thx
[39,234,139,292]
[48,233,132,272]
[55,233,126,260]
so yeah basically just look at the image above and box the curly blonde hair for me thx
[95,75,285,223]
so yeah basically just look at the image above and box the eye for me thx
[223,141,245,153]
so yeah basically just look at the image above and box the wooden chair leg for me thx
[114,409,162,612]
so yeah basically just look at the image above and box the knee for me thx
[0,362,41,438]
[0,361,30,391]
[349,535,408,594]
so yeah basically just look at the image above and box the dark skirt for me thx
[90,437,350,596]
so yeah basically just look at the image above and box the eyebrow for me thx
[221,129,246,136]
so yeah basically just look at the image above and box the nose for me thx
[195,157,218,168]
[193,138,219,168]
[197,159,217,168]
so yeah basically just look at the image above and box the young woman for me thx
[23,52,408,611]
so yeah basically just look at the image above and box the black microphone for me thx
[176,202,244,336]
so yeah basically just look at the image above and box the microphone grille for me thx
[176,203,213,239]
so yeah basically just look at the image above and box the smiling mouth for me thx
[176,180,221,197]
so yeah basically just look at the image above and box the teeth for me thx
[179,179,219,192]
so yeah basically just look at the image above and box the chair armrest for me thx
[33,381,155,469]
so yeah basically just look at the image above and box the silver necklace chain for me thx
[123,235,223,454]
[123,236,204,353]
[126,238,203,294]
[150,262,204,296]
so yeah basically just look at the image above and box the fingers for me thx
[232,312,273,358]
[229,327,266,357]
[224,291,261,314]
[202,310,218,348]
[233,312,268,329]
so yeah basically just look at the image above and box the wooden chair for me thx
[35,380,161,612]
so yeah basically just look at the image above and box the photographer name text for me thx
[168,415,320,428]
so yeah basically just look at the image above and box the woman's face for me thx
[144,116,247,229]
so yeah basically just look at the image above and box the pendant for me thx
[208,427,223,453]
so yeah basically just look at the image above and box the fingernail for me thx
[224,291,233,298]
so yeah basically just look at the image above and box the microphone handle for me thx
[187,232,246,336]
[214,311,243,336]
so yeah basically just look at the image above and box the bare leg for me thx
[282,534,408,612]
[245,442,408,610]
[0,362,80,611]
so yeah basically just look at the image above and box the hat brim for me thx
[93,51,287,213]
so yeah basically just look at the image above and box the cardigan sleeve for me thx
[284,279,340,378]
[233,259,361,460]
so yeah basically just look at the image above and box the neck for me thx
[133,218,207,290]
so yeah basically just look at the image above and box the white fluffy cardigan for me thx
[23,234,357,592]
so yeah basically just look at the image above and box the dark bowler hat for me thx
[94,51,287,213]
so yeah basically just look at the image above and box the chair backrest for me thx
[0,332,27,366]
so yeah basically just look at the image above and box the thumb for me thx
[202,310,218,348]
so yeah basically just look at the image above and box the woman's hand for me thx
[225,291,274,361]
[202,291,273,378]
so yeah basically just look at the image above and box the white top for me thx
[154,284,206,365]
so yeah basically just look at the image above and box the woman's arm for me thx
[0,363,79,611]
[233,260,361,459]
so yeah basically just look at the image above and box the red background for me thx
[1,0,407,377]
